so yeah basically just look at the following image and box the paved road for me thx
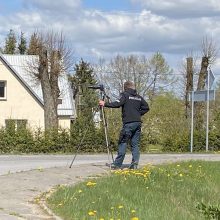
[0,153,219,220]
[1,153,220,175]
[0,154,109,175]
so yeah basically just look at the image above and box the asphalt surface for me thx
[0,153,219,219]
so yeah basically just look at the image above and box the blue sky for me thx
[1,0,139,13]
[0,0,23,14]
[83,0,140,11]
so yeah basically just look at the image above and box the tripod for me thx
[69,89,114,169]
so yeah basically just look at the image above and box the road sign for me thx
[189,90,215,102]
[206,69,215,89]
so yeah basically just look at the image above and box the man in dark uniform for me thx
[99,81,149,169]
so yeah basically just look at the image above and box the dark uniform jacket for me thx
[104,88,149,124]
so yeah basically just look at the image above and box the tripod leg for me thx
[101,107,114,169]
[69,106,100,168]
[69,126,89,168]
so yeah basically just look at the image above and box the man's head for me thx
[124,81,135,91]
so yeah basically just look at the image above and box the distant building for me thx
[0,54,76,130]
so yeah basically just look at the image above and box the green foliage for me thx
[18,32,27,54]
[0,127,72,153]
[141,93,190,151]
[104,108,122,150]
[4,29,17,54]
[68,59,109,152]
[27,32,39,55]
[196,202,220,219]
[70,116,106,153]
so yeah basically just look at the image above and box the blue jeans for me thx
[114,122,141,167]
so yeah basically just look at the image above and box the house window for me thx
[0,81,6,100]
[5,119,28,131]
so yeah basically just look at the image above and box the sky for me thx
[0,0,220,78]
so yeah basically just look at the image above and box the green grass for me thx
[47,161,220,220]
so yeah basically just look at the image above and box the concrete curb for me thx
[37,189,63,220]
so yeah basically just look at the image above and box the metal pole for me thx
[190,91,194,153]
[101,107,112,169]
[206,69,210,152]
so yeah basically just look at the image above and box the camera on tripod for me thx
[88,84,110,100]
[88,84,105,91]
[69,83,114,168]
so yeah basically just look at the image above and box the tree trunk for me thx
[195,56,209,129]
[39,48,58,130]
[185,57,193,118]
[50,51,60,111]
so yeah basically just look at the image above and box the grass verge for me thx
[47,161,220,220]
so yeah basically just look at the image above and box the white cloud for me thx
[131,0,220,18]
[24,0,82,12]
[0,0,220,69]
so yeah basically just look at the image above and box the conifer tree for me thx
[70,59,98,116]
[18,32,27,54]
[4,29,17,54]
[27,32,39,55]
[69,59,100,150]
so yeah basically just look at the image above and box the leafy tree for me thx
[4,29,17,54]
[142,92,189,151]
[18,32,27,54]
[147,52,173,100]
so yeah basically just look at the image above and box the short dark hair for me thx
[124,81,135,91]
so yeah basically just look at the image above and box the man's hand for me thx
[99,100,105,107]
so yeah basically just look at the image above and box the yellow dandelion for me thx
[86,181,97,186]
[131,210,136,213]
[78,190,82,193]
[38,166,43,172]
[179,173,183,177]
[100,218,104,220]
[88,211,96,216]
[189,165,192,168]
[131,217,139,220]
[177,164,180,167]
[118,205,124,209]
[167,174,170,177]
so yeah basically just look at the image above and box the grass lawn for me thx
[47,161,220,220]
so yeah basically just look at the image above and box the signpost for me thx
[189,68,215,152]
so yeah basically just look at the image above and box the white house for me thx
[0,54,76,130]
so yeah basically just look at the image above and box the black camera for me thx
[88,84,105,91]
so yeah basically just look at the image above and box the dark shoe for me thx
[129,163,138,169]
[106,163,121,170]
